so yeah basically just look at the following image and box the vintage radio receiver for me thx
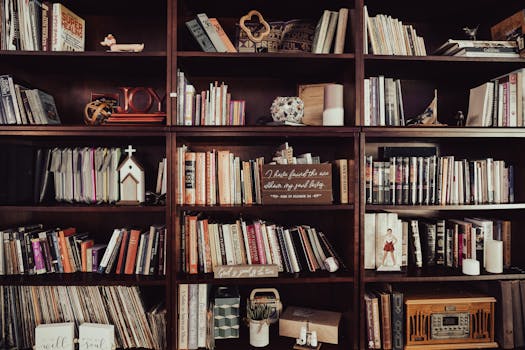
[405,293,497,349]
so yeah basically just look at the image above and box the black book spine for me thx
[276,227,292,273]
[289,228,305,272]
[149,227,160,275]
[391,291,404,350]
[181,212,186,273]
[217,225,227,266]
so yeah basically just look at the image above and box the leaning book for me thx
[52,3,85,51]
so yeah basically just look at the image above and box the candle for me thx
[485,240,503,273]
[323,84,344,126]
[462,258,480,276]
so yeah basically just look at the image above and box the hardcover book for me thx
[51,3,85,51]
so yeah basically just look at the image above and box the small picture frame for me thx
[376,213,402,272]
[79,323,115,350]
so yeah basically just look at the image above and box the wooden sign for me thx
[214,264,279,279]
[261,164,332,204]
[35,323,75,350]
[79,323,115,350]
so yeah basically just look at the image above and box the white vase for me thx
[249,319,270,347]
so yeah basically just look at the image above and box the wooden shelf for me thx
[365,203,525,211]
[0,204,166,213]
[0,50,167,57]
[362,127,525,138]
[363,267,525,283]
[365,54,525,63]
[178,204,354,212]
[173,126,358,138]
[177,271,354,285]
[0,125,168,136]
[0,273,166,286]
[177,51,355,77]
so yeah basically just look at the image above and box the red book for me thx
[124,229,141,275]
[115,229,130,274]
[246,224,260,264]
[253,221,266,264]
[58,227,76,273]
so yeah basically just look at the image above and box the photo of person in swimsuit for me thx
[381,228,398,267]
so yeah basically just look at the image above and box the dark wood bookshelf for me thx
[363,267,525,283]
[0,125,168,136]
[0,50,167,57]
[0,273,166,286]
[0,205,166,213]
[177,204,354,212]
[176,271,354,285]
[172,126,359,137]
[366,203,525,211]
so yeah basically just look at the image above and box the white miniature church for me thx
[118,145,145,204]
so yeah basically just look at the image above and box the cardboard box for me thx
[279,306,342,344]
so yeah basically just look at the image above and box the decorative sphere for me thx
[270,96,304,124]
[84,101,113,125]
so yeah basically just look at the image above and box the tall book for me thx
[333,8,349,54]
[195,13,227,52]
[51,3,85,51]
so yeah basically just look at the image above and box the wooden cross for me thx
[125,145,136,157]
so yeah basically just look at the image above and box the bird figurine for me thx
[462,25,479,41]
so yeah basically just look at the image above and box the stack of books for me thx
[364,6,426,55]
[0,75,60,125]
[433,39,519,58]
[364,76,405,126]
[181,214,345,274]
[1,2,85,51]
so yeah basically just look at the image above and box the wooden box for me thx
[261,164,332,204]
[279,306,341,344]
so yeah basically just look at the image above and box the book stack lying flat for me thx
[433,39,519,58]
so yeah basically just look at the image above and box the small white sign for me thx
[35,322,75,350]
[78,323,115,350]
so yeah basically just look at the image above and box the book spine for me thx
[31,239,46,274]
[391,292,404,350]
[178,284,189,349]
[196,13,227,52]
[185,19,217,52]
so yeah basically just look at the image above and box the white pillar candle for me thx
[485,240,503,273]
[462,258,480,276]
[323,84,344,126]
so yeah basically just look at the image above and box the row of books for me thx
[466,68,525,127]
[1,1,85,51]
[363,76,405,126]
[364,6,426,56]
[0,285,164,349]
[185,13,236,53]
[177,145,263,205]
[181,213,345,274]
[0,224,167,276]
[364,286,404,350]
[176,71,245,126]
[0,74,60,125]
[364,213,511,271]
[178,284,214,350]
[311,8,349,54]
[364,154,515,205]
[434,39,519,58]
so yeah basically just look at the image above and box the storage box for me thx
[279,306,342,344]
[213,286,240,339]
[261,164,332,204]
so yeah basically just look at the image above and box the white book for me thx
[178,284,189,349]
[143,226,156,275]
[79,323,115,350]
[109,148,121,203]
[378,75,386,125]
[161,157,167,195]
[196,13,227,52]
[221,224,235,265]
[156,159,164,194]
[35,322,75,350]
[364,213,376,269]
[260,223,273,265]
[197,284,208,348]
[466,82,495,127]
[52,3,85,51]
[135,233,146,274]
[229,223,243,265]
[266,224,284,271]
[98,229,121,273]
[240,220,252,265]
[305,227,325,270]
[312,10,331,53]
[364,78,371,126]
[188,284,198,349]
[322,11,339,54]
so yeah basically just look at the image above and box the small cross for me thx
[125,145,136,157]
